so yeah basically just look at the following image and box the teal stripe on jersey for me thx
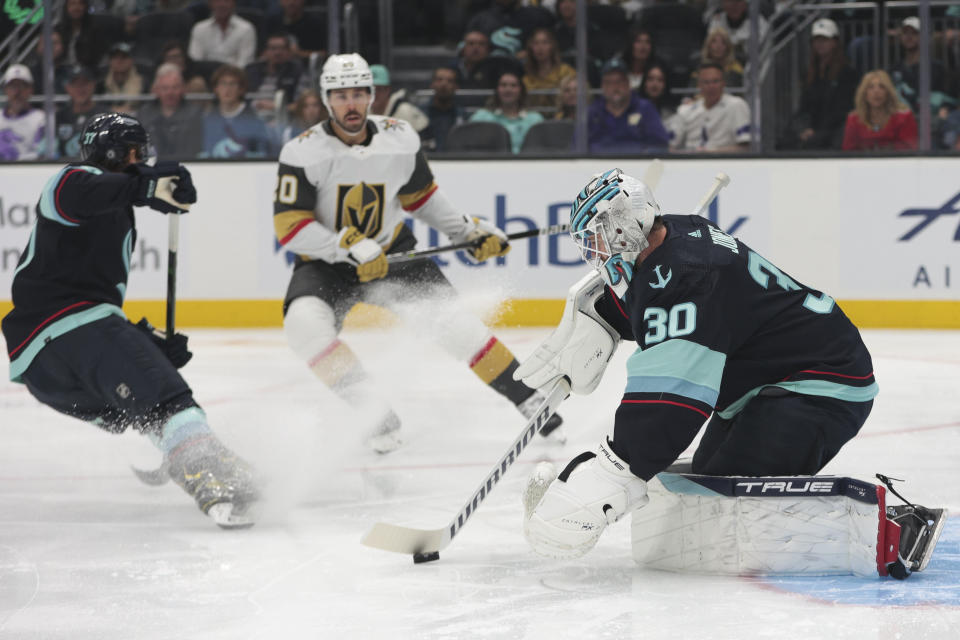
[624,340,726,405]
[657,472,722,497]
[8,303,126,383]
[13,226,37,276]
[38,165,102,227]
[118,229,133,299]
[717,379,880,419]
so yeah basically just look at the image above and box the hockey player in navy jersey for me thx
[273,53,562,453]
[516,168,944,577]
[2,113,257,529]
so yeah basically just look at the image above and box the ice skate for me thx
[885,503,947,579]
[166,435,259,529]
[518,391,566,444]
[365,408,403,454]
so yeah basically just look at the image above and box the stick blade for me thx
[643,158,665,190]
[361,522,450,555]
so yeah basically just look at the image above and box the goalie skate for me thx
[518,391,566,443]
[366,409,403,454]
[166,436,259,529]
[886,504,947,579]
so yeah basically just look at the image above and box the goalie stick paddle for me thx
[361,377,571,557]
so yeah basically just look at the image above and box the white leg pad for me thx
[631,474,890,576]
[524,440,649,559]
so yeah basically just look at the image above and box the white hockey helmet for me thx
[570,168,660,296]
[319,53,375,112]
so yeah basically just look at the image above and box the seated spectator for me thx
[419,66,466,152]
[706,0,769,66]
[691,28,744,89]
[0,65,45,161]
[369,65,431,137]
[620,27,663,91]
[189,0,257,68]
[263,0,326,61]
[554,74,578,120]
[523,27,575,115]
[97,43,145,113]
[586,58,669,154]
[56,0,109,69]
[842,70,917,151]
[158,41,209,94]
[137,63,204,159]
[55,65,108,159]
[25,31,70,94]
[466,0,554,57]
[455,29,522,91]
[277,88,325,145]
[890,17,953,116]
[639,62,679,135]
[782,18,858,150]
[245,33,306,121]
[202,64,274,158]
[671,62,751,153]
[553,0,605,63]
[469,70,544,154]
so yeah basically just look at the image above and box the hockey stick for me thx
[361,377,571,560]
[386,224,570,264]
[130,212,181,487]
[692,172,730,216]
[387,160,666,265]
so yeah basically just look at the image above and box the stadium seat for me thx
[520,120,575,153]
[133,11,195,62]
[445,121,512,152]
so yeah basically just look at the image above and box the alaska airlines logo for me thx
[898,191,960,241]
[649,265,672,289]
[336,182,385,237]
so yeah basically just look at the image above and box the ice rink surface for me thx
[1,325,958,640]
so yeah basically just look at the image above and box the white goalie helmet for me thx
[319,53,375,111]
[570,168,660,296]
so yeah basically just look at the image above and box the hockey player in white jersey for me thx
[273,53,562,453]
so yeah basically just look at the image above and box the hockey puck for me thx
[413,551,440,564]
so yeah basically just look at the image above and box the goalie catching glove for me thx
[523,438,649,559]
[452,216,510,263]
[514,271,620,395]
[335,226,388,283]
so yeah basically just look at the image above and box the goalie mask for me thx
[570,168,660,297]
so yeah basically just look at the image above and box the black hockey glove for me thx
[128,162,194,214]
[135,318,193,369]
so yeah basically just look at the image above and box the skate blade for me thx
[367,430,403,455]
[917,508,948,572]
[208,502,256,530]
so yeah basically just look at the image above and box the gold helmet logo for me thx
[337,182,385,237]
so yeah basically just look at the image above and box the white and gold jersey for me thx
[273,115,470,262]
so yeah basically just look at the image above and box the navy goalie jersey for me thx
[595,214,878,480]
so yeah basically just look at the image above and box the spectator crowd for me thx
[4,0,960,160]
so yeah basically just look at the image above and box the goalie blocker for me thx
[631,472,947,579]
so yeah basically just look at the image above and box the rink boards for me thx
[0,157,957,328]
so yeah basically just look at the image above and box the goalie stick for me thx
[361,377,571,557]
[387,159,666,264]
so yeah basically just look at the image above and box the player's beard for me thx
[333,108,367,135]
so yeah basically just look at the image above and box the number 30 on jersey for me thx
[643,302,697,346]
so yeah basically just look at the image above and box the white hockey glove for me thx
[455,216,510,263]
[335,226,388,283]
[523,439,649,559]
[514,271,620,395]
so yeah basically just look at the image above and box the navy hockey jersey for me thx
[2,164,141,382]
[596,215,878,480]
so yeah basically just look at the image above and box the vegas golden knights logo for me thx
[336,182,385,237]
